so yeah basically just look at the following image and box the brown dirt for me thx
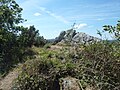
[50,45,63,50]
[0,68,20,90]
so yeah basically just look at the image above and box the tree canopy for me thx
[0,0,46,75]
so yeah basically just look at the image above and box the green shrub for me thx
[44,44,51,49]
[12,57,79,90]
[78,41,120,90]
[12,40,120,90]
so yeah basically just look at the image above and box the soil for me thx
[0,68,20,90]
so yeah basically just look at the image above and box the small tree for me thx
[34,36,46,47]
[0,0,24,75]
[19,26,39,47]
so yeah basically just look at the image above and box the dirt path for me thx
[0,69,20,90]
[50,45,63,50]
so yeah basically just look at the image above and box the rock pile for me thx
[55,29,100,45]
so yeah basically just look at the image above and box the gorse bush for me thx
[12,55,79,90]
[77,21,120,89]
[79,41,120,90]
[12,40,120,90]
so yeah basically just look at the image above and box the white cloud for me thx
[73,23,87,29]
[18,0,52,14]
[34,13,41,16]
[38,7,69,24]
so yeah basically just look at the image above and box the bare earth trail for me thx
[50,45,63,50]
[0,68,20,90]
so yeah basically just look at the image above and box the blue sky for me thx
[16,0,120,39]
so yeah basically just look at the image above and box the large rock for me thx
[55,29,101,45]
[72,32,100,44]
[64,29,76,42]
[55,31,66,43]
[59,77,81,90]
[72,32,85,43]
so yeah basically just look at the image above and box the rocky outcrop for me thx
[55,29,101,45]
[59,77,98,90]
[55,31,66,43]
[72,32,100,44]
[64,29,76,42]
[59,77,81,90]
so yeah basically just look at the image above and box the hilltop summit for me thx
[55,29,101,45]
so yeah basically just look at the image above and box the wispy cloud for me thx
[63,2,120,22]
[73,23,87,29]
[19,0,39,10]
[34,13,41,16]
[38,7,69,24]
[96,18,104,21]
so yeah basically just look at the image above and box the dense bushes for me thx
[12,53,79,90]
[19,26,46,48]
[12,40,120,90]
[79,41,120,89]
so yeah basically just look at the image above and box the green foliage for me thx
[43,43,51,49]
[79,41,120,89]
[0,0,24,75]
[0,0,24,31]
[12,40,120,90]
[19,25,38,47]
[12,52,79,90]
[34,36,46,47]
[17,25,46,47]
[103,20,120,40]
[0,0,46,76]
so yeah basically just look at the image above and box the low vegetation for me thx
[12,39,120,90]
